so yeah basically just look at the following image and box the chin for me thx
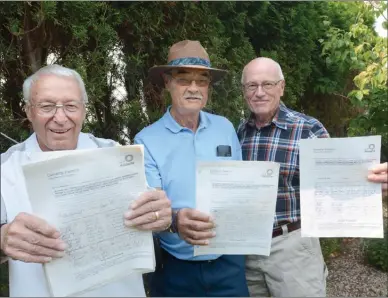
[254,105,271,113]
[180,107,202,115]
[49,141,76,151]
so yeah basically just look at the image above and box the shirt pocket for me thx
[214,144,234,160]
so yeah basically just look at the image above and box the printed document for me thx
[300,135,383,238]
[22,145,155,297]
[194,161,280,256]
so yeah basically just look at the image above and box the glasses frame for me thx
[167,73,211,87]
[242,79,283,93]
[28,101,85,117]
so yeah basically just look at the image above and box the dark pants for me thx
[147,248,249,297]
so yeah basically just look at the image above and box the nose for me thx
[254,85,266,97]
[187,80,199,92]
[52,106,68,124]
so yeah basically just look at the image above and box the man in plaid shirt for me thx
[237,57,387,297]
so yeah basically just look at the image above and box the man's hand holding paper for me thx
[0,212,66,263]
[176,208,216,246]
[368,162,388,197]
[124,190,172,231]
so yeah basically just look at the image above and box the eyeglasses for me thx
[243,80,283,92]
[29,101,84,116]
[170,76,211,87]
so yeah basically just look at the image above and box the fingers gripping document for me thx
[300,135,383,238]
[194,161,280,257]
[22,145,155,297]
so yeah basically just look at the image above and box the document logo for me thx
[120,154,134,167]
[262,169,274,178]
[365,144,375,153]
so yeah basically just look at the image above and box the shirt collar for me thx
[163,106,209,133]
[243,102,288,131]
[272,104,288,130]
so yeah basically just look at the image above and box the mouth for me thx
[49,128,71,134]
[251,100,268,104]
[185,97,202,101]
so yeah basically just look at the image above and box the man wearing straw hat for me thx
[134,40,249,297]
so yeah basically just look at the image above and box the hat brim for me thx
[148,65,227,88]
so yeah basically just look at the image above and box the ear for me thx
[81,105,87,122]
[162,74,170,90]
[25,104,33,122]
[207,86,213,103]
[279,80,286,96]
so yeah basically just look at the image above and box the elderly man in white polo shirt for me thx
[0,64,172,297]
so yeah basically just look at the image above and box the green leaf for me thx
[323,20,331,26]
[362,89,369,95]
[355,90,363,101]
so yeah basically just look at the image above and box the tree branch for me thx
[333,92,351,101]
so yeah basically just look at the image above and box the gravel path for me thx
[326,238,388,297]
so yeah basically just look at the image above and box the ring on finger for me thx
[154,211,159,221]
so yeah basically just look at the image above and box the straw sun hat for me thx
[148,40,227,87]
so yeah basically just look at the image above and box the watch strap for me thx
[167,209,180,234]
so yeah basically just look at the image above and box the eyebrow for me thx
[174,70,210,77]
[245,80,277,84]
[35,98,80,103]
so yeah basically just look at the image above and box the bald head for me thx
[241,57,285,124]
[241,57,284,85]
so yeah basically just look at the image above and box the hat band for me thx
[168,57,211,68]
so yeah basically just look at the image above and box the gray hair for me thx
[23,64,88,104]
[241,57,284,84]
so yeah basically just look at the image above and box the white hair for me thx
[23,64,88,104]
[241,57,284,84]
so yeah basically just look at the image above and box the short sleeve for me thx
[309,120,330,139]
[232,130,242,161]
[134,136,162,189]
[1,195,7,224]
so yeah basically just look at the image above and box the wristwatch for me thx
[166,209,180,233]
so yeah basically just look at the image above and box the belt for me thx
[272,220,301,238]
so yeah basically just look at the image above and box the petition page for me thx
[22,145,155,297]
[194,161,279,256]
[300,135,383,238]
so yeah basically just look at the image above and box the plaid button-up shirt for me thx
[237,103,330,227]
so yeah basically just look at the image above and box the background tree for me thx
[1,2,386,295]
[320,1,387,160]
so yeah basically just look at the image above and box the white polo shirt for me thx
[1,133,146,297]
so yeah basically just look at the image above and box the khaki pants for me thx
[246,229,328,297]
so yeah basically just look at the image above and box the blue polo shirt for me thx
[134,107,242,260]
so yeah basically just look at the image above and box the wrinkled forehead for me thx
[244,61,280,82]
[170,68,210,78]
[31,74,82,101]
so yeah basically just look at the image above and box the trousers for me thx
[148,248,249,297]
[246,229,328,297]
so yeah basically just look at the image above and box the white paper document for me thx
[22,145,155,297]
[300,135,383,238]
[194,161,280,256]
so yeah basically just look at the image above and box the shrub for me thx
[320,238,342,260]
[362,219,388,272]
[0,263,9,297]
